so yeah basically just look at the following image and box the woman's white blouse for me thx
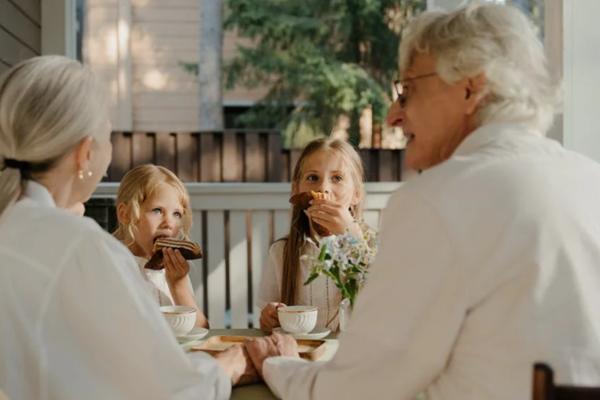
[0,182,230,399]
[258,239,342,330]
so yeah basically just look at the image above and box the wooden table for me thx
[183,328,339,400]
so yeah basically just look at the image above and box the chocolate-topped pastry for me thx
[289,191,313,210]
[289,190,332,236]
[144,238,203,270]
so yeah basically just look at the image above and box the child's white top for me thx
[133,256,175,306]
[258,238,342,331]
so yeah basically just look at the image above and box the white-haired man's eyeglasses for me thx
[393,72,438,108]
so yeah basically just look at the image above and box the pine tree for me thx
[224,0,425,147]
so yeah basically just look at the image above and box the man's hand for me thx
[213,344,259,386]
[245,332,299,377]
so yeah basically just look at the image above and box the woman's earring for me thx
[78,170,93,180]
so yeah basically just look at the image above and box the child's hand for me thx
[306,197,360,237]
[259,302,285,332]
[163,248,209,328]
[163,247,190,285]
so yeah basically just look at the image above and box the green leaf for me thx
[318,244,328,261]
[304,271,320,285]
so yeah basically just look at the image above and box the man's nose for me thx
[386,100,404,127]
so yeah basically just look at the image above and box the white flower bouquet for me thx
[303,228,378,307]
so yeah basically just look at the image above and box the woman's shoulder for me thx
[1,203,135,272]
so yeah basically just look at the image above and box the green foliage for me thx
[224,0,425,147]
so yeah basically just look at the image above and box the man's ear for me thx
[465,73,487,115]
[116,202,130,224]
[73,136,94,173]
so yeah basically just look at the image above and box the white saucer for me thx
[273,327,331,340]
[177,327,209,342]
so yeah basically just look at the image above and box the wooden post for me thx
[198,0,224,130]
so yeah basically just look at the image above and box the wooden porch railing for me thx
[91,182,401,328]
[106,131,404,182]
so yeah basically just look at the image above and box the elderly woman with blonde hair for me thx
[244,3,600,399]
[0,56,255,399]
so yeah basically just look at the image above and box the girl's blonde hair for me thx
[0,56,108,215]
[281,138,365,305]
[113,164,192,246]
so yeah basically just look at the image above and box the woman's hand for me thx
[213,344,259,386]
[306,197,361,237]
[163,247,190,286]
[259,302,285,333]
[245,333,299,377]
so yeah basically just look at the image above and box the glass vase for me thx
[338,298,353,332]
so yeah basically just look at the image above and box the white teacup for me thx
[277,305,318,334]
[160,305,197,336]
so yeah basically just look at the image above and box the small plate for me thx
[273,327,331,340]
[177,327,209,343]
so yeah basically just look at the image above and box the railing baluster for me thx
[189,210,205,315]
[229,210,249,328]
[273,210,290,242]
[250,210,270,328]
[206,210,226,328]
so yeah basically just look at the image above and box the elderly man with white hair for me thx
[244,3,600,399]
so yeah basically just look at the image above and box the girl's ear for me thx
[116,202,130,224]
[351,188,362,208]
